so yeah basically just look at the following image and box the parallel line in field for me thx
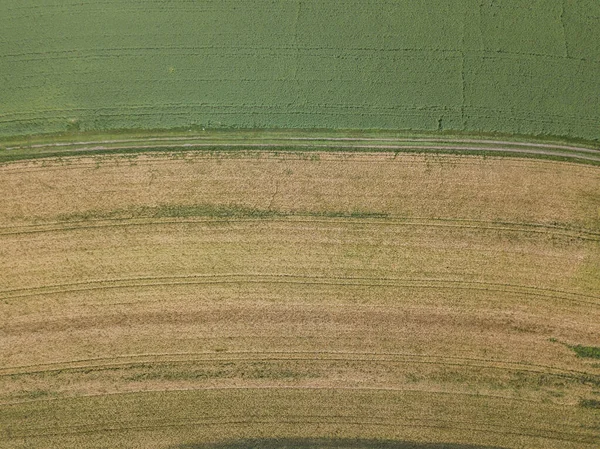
[3,103,596,122]
[10,139,597,157]
[1,358,593,386]
[0,46,463,60]
[1,102,594,119]
[3,135,600,163]
[0,103,467,119]
[288,137,600,153]
[0,110,482,126]
[0,386,553,407]
[4,411,597,444]
[1,46,598,69]
[1,280,596,307]
[6,136,598,154]
[2,215,597,236]
[1,216,598,240]
[0,104,468,119]
[2,109,598,131]
[2,351,595,380]
[1,274,597,305]
[2,282,596,307]
[3,141,600,162]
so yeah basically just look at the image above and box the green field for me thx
[1,0,599,141]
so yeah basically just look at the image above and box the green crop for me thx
[1,0,598,141]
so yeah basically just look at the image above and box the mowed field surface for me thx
[1,150,599,448]
[1,0,599,141]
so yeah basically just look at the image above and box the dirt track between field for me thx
[4,136,600,163]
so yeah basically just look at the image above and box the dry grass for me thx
[1,151,599,228]
[0,152,599,448]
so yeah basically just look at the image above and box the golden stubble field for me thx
[0,151,599,448]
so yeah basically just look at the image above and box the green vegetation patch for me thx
[570,345,600,359]
[580,399,600,409]
[56,204,389,222]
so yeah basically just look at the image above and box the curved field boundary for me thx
[2,134,600,164]
[5,136,600,154]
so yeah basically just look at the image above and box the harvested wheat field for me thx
[0,148,599,448]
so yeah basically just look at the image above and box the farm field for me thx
[1,0,600,447]
[1,0,599,142]
[1,148,599,448]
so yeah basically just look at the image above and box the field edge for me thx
[1,129,599,165]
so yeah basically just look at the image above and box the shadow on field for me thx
[171,439,506,449]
